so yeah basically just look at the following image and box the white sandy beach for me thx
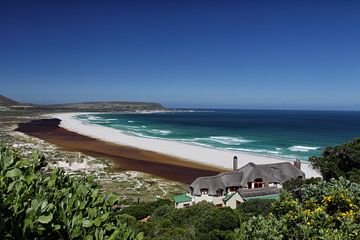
[52,112,322,178]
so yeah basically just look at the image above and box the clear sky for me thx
[1,1,359,110]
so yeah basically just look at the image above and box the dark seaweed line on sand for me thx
[16,119,221,183]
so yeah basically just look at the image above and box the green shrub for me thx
[118,214,137,226]
[121,199,171,220]
[0,145,143,240]
[310,138,360,182]
[150,204,173,220]
[233,178,360,239]
[138,201,243,240]
[237,199,275,217]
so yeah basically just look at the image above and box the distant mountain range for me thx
[0,95,165,112]
[0,95,21,106]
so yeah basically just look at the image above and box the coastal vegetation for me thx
[310,138,360,183]
[122,138,360,239]
[233,178,360,239]
[0,112,187,203]
[2,124,360,239]
[0,145,143,239]
[119,177,359,240]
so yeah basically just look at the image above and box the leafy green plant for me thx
[232,178,360,239]
[120,199,171,220]
[0,145,143,240]
[310,138,360,182]
[236,199,275,217]
[136,201,244,240]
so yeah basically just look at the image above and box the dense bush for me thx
[237,199,275,217]
[0,145,143,240]
[137,202,245,240]
[233,178,360,239]
[120,199,172,220]
[282,177,322,199]
[4,136,360,240]
[310,138,360,182]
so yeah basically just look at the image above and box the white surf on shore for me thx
[52,112,322,178]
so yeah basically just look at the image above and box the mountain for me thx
[0,95,19,106]
[0,95,165,112]
[49,101,165,111]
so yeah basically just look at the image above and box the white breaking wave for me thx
[147,129,172,135]
[128,120,134,123]
[288,146,320,152]
[89,120,113,124]
[124,126,142,130]
[189,142,213,148]
[207,136,253,145]
[226,147,280,155]
[87,116,101,121]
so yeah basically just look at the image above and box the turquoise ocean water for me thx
[76,110,360,161]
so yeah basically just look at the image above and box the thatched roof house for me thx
[190,161,304,196]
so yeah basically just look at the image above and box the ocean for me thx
[76,109,360,161]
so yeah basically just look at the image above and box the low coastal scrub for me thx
[124,178,360,240]
[310,138,360,183]
[132,201,245,240]
[0,145,143,240]
[233,178,360,239]
[120,199,172,220]
[2,137,360,239]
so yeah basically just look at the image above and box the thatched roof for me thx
[190,162,304,196]
[239,187,281,198]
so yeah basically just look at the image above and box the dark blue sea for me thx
[77,110,360,161]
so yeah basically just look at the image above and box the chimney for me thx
[233,156,238,171]
[294,159,301,170]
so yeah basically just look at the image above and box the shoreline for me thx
[74,112,304,162]
[15,118,223,184]
[52,112,322,178]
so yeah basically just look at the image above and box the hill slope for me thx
[0,95,165,112]
[0,95,19,106]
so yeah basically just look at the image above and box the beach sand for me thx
[51,113,322,179]
[16,118,223,183]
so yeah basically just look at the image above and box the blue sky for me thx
[0,1,359,110]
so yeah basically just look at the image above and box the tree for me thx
[310,138,360,182]
[282,177,322,199]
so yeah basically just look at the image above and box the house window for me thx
[228,186,239,192]
[184,203,190,208]
[216,203,223,208]
[189,187,194,195]
[200,188,208,195]
[216,189,224,197]
[247,182,252,189]
[254,178,263,188]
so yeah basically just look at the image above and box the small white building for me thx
[174,194,193,208]
[174,191,245,209]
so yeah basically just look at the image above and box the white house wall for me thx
[225,194,244,209]
[176,201,193,208]
[194,195,224,206]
